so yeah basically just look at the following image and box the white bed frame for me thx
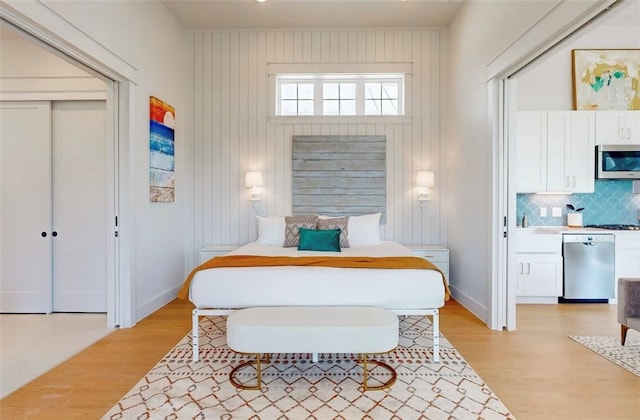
[192,307,440,363]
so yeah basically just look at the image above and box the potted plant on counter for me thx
[567,204,584,227]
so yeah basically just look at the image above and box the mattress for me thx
[189,241,446,310]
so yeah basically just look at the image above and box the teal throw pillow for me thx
[298,228,341,252]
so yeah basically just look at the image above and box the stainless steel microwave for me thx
[596,145,640,179]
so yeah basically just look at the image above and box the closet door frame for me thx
[1,6,135,328]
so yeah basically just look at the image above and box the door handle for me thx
[41,232,47,237]
[52,231,58,237]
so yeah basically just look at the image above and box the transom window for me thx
[275,74,404,116]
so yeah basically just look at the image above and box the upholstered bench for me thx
[226,306,399,391]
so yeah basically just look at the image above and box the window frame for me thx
[274,73,406,118]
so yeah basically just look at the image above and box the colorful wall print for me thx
[149,96,176,202]
[572,49,640,110]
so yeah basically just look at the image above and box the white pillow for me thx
[347,212,382,246]
[256,216,285,246]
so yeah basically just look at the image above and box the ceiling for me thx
[160,0,463,29]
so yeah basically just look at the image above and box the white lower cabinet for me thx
[515,231,562,303]
[516,254,563,297]
[614,234,640,282]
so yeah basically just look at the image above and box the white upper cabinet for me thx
[516,111,547,192]
[595,111,640,145]
[516,111,595,193]
[567,112,596,192]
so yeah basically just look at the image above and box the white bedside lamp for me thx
[416,171,434,208]
[245,171,264,209]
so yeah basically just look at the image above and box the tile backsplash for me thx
[517,180,640,226]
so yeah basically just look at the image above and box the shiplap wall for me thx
[190,28,445,261]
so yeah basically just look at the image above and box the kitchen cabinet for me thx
[595,111,640,145]
[515,230,563,303]
[408,245,449,284]
[516,111,595,193]
[516,254,563,297]
[614,233,640,283]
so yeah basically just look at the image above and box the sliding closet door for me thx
[52,100,107,312]
[0,102,53,313]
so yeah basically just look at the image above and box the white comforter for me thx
[189,241,446,310]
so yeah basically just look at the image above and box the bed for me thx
[178,214,450,362]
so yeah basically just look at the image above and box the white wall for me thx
[516,3,640,110]
[187,28,447,268]
[0,37,105,99]
[445,0,615,323]
[1,0,190,323]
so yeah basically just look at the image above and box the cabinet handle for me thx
[565,176,570,188]
[519,262,523,274]
[628,128,632,140]
[526,263,531,274]
[572,176,576,187]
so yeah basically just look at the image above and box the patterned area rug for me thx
[569,335,640,377]
[103,316,514,419]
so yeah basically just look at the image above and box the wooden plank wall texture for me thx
[189,28,444,264]
[292,135,386,220]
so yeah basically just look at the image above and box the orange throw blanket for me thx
[177,255,450,301]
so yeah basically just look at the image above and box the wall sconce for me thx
[416,171,435,208]
[245,171,264,211]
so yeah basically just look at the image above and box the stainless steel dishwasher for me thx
[561,234,615,301]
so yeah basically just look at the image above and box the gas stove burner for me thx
[584,224,640,231]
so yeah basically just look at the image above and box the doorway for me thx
[0,18,124,326]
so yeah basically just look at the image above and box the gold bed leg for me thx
[229,352,262,391]
[361,353,397,391]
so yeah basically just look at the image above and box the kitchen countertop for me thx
[516,226,640,235]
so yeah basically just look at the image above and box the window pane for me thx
[340,83,356,99]
[298,100,314,115]
[281,83,298,100]
[323,100,339,115]
[365,83,381,99]
[382,83,398,99]
[298,83,314,99]
[381,99,398,115]
[340,100,356,115]
[365,99,381,115]
[323,83,339,99]
[281,100,298,115]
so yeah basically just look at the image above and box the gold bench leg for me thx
[229,352,262,391]
[362,353,397,391]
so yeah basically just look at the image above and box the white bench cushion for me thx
[227,306,398,354]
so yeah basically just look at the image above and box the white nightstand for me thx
[198,245,239,263]
[407,245,449,283]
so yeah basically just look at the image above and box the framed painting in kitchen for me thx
[572,49,640,110]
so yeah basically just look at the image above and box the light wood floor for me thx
[1,299,638,419]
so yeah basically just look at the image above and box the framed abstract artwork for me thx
[572,49,640,110]
[149,96,176,202]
